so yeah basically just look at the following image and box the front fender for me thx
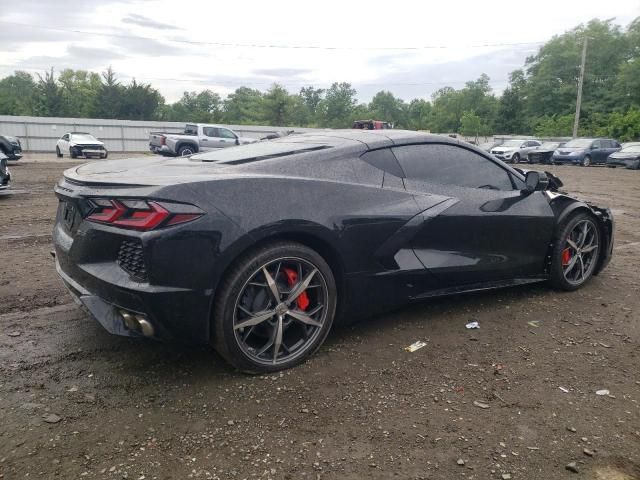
[547,192,614,275]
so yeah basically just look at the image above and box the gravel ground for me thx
[1,156,639,480]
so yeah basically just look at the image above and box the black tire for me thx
[581,155,591,167]
[102,151,108,159]
[550,212,601,291]
[512,153,520,163]
[212,241,337,373]
[177,144,196,156]
[69,148,77,159]
[56,147,63,158]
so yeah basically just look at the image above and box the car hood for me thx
[492,147,516,153]
[609,151,640,159]
[532,148,556,154]
[556,147,586,153]
[238,137,258,144]
[70,140,105,146]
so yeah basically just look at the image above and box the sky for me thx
[0,0,638,103]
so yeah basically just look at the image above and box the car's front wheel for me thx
[212,242,337,373]
[512,153,520,163]
[56,146,63,158]
[550,213,601,291]
[582,155,592,167]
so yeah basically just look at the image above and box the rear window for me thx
[191,141,332,165]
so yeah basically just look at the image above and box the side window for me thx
[202,127,217,137]
[62,134,69,141]
[360,148,404,178]
[592,140,601,149]
[218,128,237,139]
[393,144,515,191]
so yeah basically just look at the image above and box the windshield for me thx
[621,145,640,153]
[70,134,98,142]
[563,139,593,148]
[501,140,524,147]
[540,142,560,149]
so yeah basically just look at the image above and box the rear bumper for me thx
[149,144,174,156]
[52,207,217,344]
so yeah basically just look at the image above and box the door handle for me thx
[201,138,208,141]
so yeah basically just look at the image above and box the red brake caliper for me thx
[562,247,571,266]
[282,267,310,311]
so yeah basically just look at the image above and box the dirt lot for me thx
[1,155,639,480]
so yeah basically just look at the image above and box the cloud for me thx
[121,13,179,30]
[252,68,312,78]
[15,46,127,72]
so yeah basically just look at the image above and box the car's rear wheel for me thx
[56,147,63,158]
[212,242,337,373]
[177,145,195,156]
[550,213,600,291]
[582,155,592,167]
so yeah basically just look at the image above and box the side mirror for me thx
[522,171,549,194]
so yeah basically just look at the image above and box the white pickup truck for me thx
[149,124,258,156]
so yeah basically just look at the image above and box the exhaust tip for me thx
[119,310,155,337]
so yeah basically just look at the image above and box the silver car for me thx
[491,139,542,163]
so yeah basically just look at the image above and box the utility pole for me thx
[573,37,588,138]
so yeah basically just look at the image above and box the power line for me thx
[0,20,546,51]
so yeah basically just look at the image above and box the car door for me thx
[58,134,70,152]
[393,143,556,290]
[216,127,239,148]
[591,140,606,162]
[200,127,219,152]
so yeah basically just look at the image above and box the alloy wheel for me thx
[233,257,329,366]
[561,219,599,286]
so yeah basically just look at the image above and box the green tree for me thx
[222,87,263,124]
[92,67,123,119]
[0,71,37,115]
[261,84,293,126]
[35,68,63,117]
[317,82,357,128]
[406,98,432,131]
[120,79,164,120]
[495,70,527,134]
[368,90,406,127]
[57,69,102,117]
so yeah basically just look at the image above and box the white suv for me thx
[491,139,541,163]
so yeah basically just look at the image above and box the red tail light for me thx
[86,199,202,231]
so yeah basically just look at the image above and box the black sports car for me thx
[0,151,11,192]
[53,130,614,372]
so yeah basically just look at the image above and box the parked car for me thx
[0,151,11,191]
[53,130,614,373]
[352,120,393,130]
[490,139,542,163]
[0,134,23,160]
[527,142,565,164]
[620,142,640,149]
[56,132,108,159]
[606,144,640,170]
[552,138,621,166]
[478,140,503,153]
[149,124,258,157]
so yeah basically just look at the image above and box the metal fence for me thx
[0,115,318,153]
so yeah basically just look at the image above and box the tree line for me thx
[0,18,638,139]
